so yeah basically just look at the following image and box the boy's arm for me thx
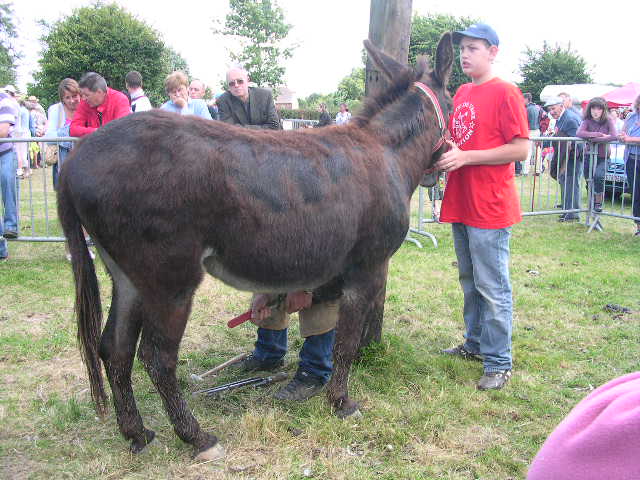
[435,137,529,172]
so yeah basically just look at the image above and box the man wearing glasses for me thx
[217,67,281,130]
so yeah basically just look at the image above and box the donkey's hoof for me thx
[195,443,225,462]
[130,428,156,454]
[335,399,362,419]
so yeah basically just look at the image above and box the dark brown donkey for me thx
[57,35,454,460]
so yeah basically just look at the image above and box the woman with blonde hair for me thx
[160,71,211,119]
[45,78,81,188]
[576,96,617,213]
[618,94,640,236]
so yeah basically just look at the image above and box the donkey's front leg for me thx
[326,283,370,419]
[327,261,390,418]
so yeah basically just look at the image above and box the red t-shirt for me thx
[439,77,529,229]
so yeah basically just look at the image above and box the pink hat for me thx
[528,372,640,480]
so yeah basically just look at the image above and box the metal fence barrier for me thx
[1,136,78,242]
[2,134,639,245]
[408,136,640,245]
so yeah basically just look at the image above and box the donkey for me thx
[57,34,454,460]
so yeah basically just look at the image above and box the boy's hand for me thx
[435,140,469,173]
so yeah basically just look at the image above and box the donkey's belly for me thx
[201,248,324,293]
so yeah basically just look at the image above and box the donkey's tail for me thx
[57,179,108,416]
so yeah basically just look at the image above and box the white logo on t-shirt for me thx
[452,101,476,147]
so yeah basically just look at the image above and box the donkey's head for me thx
[361,35,454,172]
[364,33,454,122]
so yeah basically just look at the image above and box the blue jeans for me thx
[559,156,583,218]
[452,223,513,372]
[583,156,606,196]
[0,149,18,258]
[254,327,335,383]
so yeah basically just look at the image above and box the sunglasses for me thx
[228,79,245,87]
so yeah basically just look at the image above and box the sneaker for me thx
[441,344,483,362]
[593,203,603,213]
[236,354,284,373]
[273,371,324,402]
[3,230,17,239]
[477,370,512,391]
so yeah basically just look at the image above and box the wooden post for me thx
[359,0,413,351]
[365,0,413,98]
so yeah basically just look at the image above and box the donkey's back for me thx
[60,110,410,294]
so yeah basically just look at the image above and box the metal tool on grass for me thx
[192,372,289,397]
[190,352,250,382]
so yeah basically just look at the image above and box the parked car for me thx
[604,142,629,198]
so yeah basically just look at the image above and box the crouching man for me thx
[240,290,339,402]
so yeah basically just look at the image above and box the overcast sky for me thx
[11,0,640,100]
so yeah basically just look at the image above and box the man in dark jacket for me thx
[217,68,281,130]
[545,96,582,221]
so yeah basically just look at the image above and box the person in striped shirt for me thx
[0,88,19,259]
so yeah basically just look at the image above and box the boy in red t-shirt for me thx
[436,23,529,390]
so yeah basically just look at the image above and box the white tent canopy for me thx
[539,84,613,104]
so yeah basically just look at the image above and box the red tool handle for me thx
[227,310,252,328]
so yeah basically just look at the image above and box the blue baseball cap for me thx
[452,23,499,47]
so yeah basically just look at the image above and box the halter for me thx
[413,81,450,154]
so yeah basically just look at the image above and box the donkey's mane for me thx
[354,62,427,127]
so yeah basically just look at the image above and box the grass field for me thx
[1,178,639,479]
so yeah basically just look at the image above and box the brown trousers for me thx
[255,296,340,338]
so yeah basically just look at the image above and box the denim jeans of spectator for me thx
[254,327,335,383]
[559,156,583,217]
[514,160,523,175]
[0,149,18,257]
[452,223,513,372]
[627,153,640,223]
[583,155,606,196]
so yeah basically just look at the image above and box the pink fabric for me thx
[528,372,640,480]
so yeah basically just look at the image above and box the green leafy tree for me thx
[518,42,592,102]
[214,0,295,92]
[336,67,365,105]
[0,2,19,86]
[409,13,479,95]
[29,3,189,108]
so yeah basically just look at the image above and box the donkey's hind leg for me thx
[98,255,154,453]
[137,295,222,460]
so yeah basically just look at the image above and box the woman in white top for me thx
[335,103,351,125]
[45,78,81,188]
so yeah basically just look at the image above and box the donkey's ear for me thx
[364,39,408,81]
[433,33,454,87]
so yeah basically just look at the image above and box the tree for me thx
[336,67,365,105]
[29,3,189,108]
[0,2,19,86]
[518,43,592,102]
[409,13,479,95]
[214,0,295,92]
